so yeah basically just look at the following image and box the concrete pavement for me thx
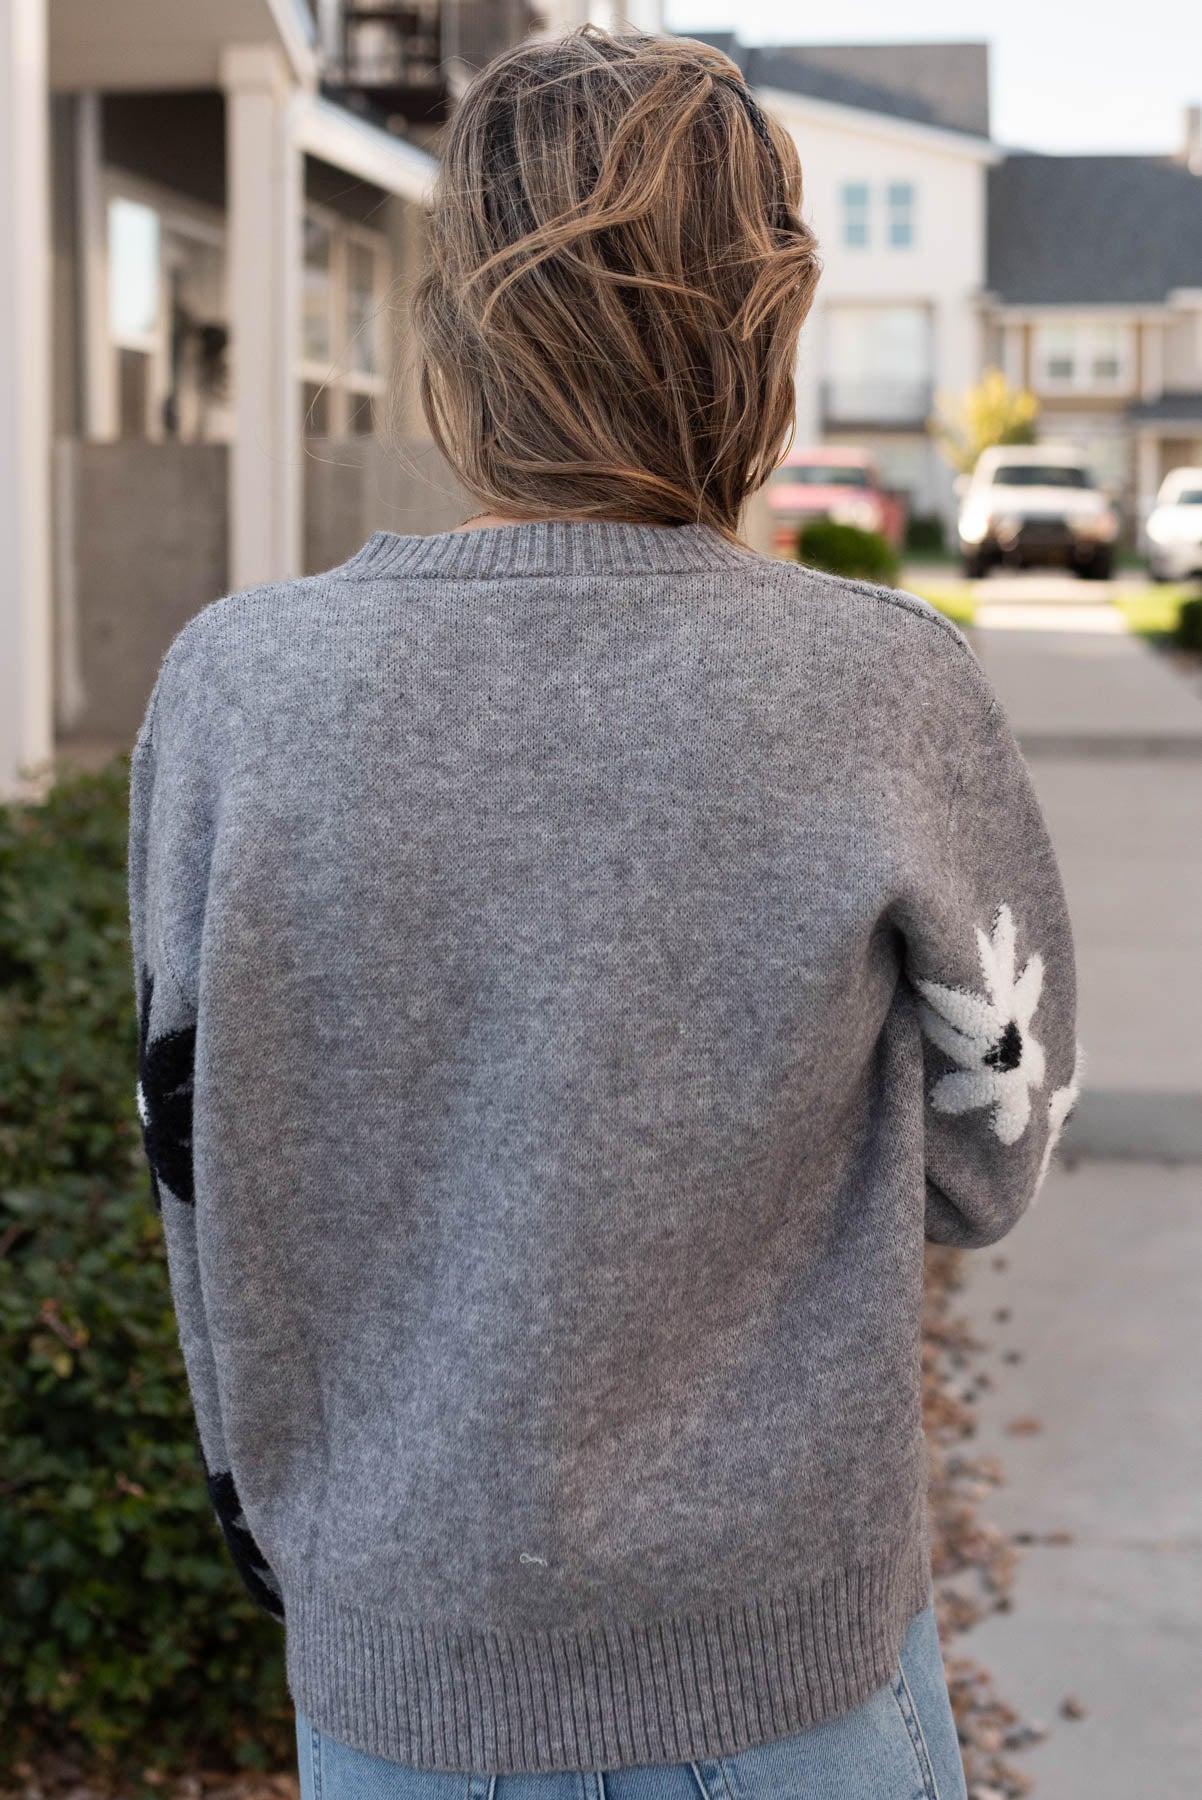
[945,593,1202,1797]
[974,606,1202,757]
[970,609,1202,1123]
[951,1161,1202,1797]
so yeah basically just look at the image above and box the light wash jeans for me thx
[295,1599,967,1800]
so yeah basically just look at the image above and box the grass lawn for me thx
[904,582,1201,639]
[905,584,977,629]
[1113,585,1197,639]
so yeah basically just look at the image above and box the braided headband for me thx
[709,70,792,231]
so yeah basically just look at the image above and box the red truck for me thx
[766,446,908,558]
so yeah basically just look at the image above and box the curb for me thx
[1019,733,1202,759]
[1060,1089,1202,1163]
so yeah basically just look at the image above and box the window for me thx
[346,240,381,379]
[1041,325,1076,382]
[302,380,330,435]
[347,392,376,437]
[992,464,1095,489]
[108,199,161,344]
[106,189,227,442]
[770,462,870,488]
[887,182,915,248]
[825,304,933,424]
[303,215,334,365]
[1034,319,1133,390]
[298,204,389,436]
[838,182,917,250]
[841,183,869,248]
[1090,324,1124,381]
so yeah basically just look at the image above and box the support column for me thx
[222,45,302,590]
[1135,430,1160,551]
[77,91,115,440]
[1140,318,1163,401]
[0,0,53,798]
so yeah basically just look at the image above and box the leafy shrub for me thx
[904,513,946,556]
[795,518,901,587]
[0,758,291,1787]
[1177,594,1202,652]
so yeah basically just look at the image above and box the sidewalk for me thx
[972,619,1202,1129]
[948,613,1202,1796]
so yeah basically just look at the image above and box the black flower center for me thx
[136,965,196,1209]
[983,1018,1023,1073]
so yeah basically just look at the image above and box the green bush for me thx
[904,513,946,556]
[1177,594,1202,652]
[795,518,901,587]
[0,758,291,1787]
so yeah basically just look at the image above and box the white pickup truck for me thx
[956,445,1119,580]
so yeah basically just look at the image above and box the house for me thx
[0,0,664,797]
[982,119,1202,542]
[686,33,999,534]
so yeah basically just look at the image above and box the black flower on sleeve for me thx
[195,1426,286,1623]
[135,965,196,1210]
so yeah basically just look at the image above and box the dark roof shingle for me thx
[988,155,1202,303]
[674,32,990,140]
[1128,392,1202,423]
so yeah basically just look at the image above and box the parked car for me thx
[766,447,907,557]
[1145,467,1202,582]
[956,445,1119,579]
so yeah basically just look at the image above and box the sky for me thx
[665,1,1202,155]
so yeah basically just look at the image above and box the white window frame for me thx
[100,171,227,442]
[1033,315,1136,394]
[886,181,915,249]
[841,181,870,250]
[298,200,390,437]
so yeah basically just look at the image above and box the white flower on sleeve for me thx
[1031,1039,1086,1203]
[915,902,1046,1145]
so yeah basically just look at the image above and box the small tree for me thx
[928,368,1039,475]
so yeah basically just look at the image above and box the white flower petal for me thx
[916,975,1003,1046]
[931,1067,1001,1115]
[992,1076,1032,1145]
[1023,1031,1046,1092]
[1032,1041,1086,1204]
[917,999,982,1069]
[1011,952,1045,1028]
[976,904,1012,1002]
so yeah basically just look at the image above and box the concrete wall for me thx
[56,440,229,743]
[303,434,475,574]
[56,434,481,741]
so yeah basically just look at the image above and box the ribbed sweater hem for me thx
[283,1521,935,1774]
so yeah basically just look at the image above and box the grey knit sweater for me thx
[127,518,1082,1774]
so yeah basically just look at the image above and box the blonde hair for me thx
[403,23,821,545]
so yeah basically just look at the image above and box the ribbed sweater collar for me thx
[339,518,759,580]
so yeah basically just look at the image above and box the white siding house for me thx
[682,35,998,535]
[766,89,997,526]
[982,142,1202,539]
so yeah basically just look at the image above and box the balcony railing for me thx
[443,0,540,72]
[821,378,934,430]
[323,1,540,127]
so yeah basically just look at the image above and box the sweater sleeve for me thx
[127,644,285,1623]
[900,676,1085,1249]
